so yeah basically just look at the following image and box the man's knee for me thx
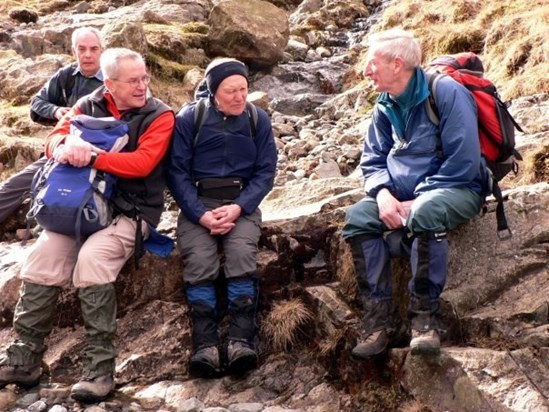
[223,246,257,279]
[180,243,221,284]
[408,199,447,233]
[73,248,122,288]
[223,221,260,273]
[343,198,383,238]
[345,198,377,221]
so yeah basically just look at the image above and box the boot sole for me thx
[16,379,41,389]
[351,348,386,360]
[227,354,258,376]
[0,378,40,389]
[351,340,389,360]
[410,343,440,356]
[70,389,111,403]
[189,361,220,379]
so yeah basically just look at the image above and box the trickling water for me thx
[346,0,393,48]
[316,0,394,55]
[250,0,394,112]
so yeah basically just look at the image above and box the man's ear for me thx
[104,78,114,91]
[393,56,406,73]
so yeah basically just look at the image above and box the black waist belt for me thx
[196,177,244,201]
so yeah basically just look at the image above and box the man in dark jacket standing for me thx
[0,48,174,402]
[167,58,277,378]
[343,29,488,359]
[0,27,104,225]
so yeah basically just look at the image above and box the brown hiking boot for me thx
[351,329,389,360]
[70,373,114,403]
[0,363,41,388]
[410,329,440,355]
[226,340,258,375]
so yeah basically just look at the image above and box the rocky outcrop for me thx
[206,0,290,68]
[0,180,547,411]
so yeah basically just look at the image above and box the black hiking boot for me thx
[226,340,258,375]
[189,346,221,378]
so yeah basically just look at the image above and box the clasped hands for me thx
[376,188,414,230]
[199,204,242,235]
[52,134,105,167]
[55,106,70,120]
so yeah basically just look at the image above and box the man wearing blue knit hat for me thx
[167,58,278,378]
[205,58,249,98]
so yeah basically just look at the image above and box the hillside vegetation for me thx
[368,0,548,101]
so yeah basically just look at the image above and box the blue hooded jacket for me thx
[362,68,488,201]
[167,97,277,224]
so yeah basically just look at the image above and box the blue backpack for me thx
[27,115,128,242]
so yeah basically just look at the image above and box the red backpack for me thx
[424,52,524,240]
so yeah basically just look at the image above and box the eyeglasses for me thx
[111,74,151,87]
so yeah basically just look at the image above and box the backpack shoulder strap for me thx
[59,63,77,105]
[425,72,442,125]
[245,101,259,139]
[193,98,208,147]
[193,99,259,147]
[493,94,525,134]
[425,72,444,158]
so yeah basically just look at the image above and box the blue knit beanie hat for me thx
[205,58,249,96]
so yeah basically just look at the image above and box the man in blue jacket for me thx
[167,58,277,378]
[343,29,488,358]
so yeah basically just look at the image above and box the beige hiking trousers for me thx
[20,215,149,288]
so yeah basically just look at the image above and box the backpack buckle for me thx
[497,227,512,241]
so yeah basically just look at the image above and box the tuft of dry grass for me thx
[262,298,314,352]
[335,238,359,298]
[511,145,549,186]
[532,146,549,182]
[317,325,345,356]
[0,1,37,13]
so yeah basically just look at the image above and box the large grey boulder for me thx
[206,0,289,68]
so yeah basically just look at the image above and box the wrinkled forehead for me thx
[218,74,248,89]
[106,57,146,80]
[74,32,102,49]
[366,48,391,64]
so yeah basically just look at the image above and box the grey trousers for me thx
[0,156,47,223]
[176,197,262,284]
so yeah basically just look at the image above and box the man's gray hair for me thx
[368,28,422,69]
[100,48,145,80]
[71,27,104,49]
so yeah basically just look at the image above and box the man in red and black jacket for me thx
[0,48,174,403]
